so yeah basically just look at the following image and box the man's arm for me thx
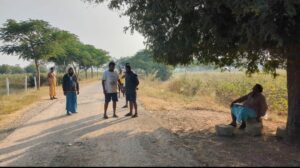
[118,79,123,87]
[231,94,249,107]
[102,80,106,94]
[136,77,140,87]
[102,72,107,94]
[75,76,79,94]
[62,75,67,95]
[258,96,268,118]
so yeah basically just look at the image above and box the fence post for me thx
[34,76,37,90]
[25,76,28,92]
[6,77,9,96]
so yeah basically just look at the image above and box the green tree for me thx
[48,30,81,73]
[117,50,173,81]
[0,64,25,74]
[10,65,25,74]
[0,64,12,74]
[91,48,110,77]
[90,0,300,142]
[25,64,47,74]
[0,19,63,89]
[76,44,110,79]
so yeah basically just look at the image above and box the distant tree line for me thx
[0,64,48,74]
[117,50,173,81]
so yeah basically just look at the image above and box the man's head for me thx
[125,64,131,72]
[68,67,74,76]
[253,84,263,93]
[108,61,115,72]
[50,67,54,72]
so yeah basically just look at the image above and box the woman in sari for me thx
[48,67,57,100]
[62,67,79,115]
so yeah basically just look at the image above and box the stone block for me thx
[245,121,263,136]
[276,126,286,139]
[215,124,235,137]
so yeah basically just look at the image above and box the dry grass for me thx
[138,71,287,123]
[0,87,48,124]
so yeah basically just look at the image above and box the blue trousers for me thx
[66,92,77,113]
[231,104,256,123]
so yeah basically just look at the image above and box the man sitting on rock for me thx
[229,84,268,129]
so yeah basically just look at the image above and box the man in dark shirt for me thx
[229,84,268,129]
[124,65,139,118]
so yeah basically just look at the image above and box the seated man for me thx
[229,84,268,129]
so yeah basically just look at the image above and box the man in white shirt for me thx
[102,61,123,119]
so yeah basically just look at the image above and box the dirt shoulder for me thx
[139,94,300,166]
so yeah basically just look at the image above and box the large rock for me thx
[276,126,286,139]
[245,120,263,136]
[215,124,235,137]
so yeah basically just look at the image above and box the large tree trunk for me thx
[34,59,40,90]
[286,48,300,143]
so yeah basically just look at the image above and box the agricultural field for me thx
[139,71,287,122]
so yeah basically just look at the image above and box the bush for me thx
[168,76,202,96]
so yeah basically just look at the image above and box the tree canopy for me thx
[89,0,300,143]
[89,0,299,73]
[0,19,65,89]
[0,19,111,82]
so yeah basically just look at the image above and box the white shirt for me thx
[102,70,119,93]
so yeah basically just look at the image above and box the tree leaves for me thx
[88,0,300,75]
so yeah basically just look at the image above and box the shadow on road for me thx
[0,115,132,165]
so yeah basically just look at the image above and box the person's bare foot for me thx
[113,114,118,118]
[122,105,128,108]
[132,113,138,118]
[53,97,58,99]
[103,115,109,119]
[125,112,132,117]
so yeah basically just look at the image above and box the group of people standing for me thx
[47,61,139,118]
[102,62,139,119]
[47,63,268,129]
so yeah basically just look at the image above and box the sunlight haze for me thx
[0,0,145,67]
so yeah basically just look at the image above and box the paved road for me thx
[0,82,200,166]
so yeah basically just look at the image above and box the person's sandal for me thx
[125,113,132,117]
[113,114,119,118]
[132,114,138,118]
[103,115,109,119]
[229,123,237,128]
[239,124,246,130]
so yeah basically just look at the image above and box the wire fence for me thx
[0,71,101,96]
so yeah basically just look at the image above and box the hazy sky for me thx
[0,0,145,67]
